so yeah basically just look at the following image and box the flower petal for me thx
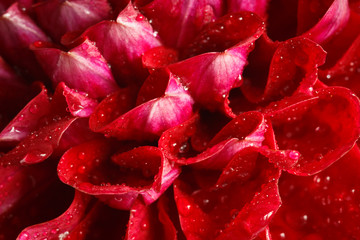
[58,139,181,210]
[168,12,264,113]
[32,38,118,99]
[141,0,223,48]
[91,73,194,141]
[0,3,49,80]
[82,1,161,85]
[263,86,360,175]
[33,0,111,41]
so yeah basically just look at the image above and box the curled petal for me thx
[242,37,326,103]
[0,116,77,166]
[320,34,360,96]
[59,82,98,117]
[17,191,94,240]
[160,111,267,169]
[0,85,50,144]
[141,0,223,48]
[300,0,350,44]
[173,149,281,240]
[263,87,360,175]
[33,0,111,41]
[0,3,48,79]
[32,39,118,99]
[168,12,264,113]
[58,139,181,210]
[226,0,269,19]
[269,146,360,239]
[82,1,161,85]
[91,74,194,141]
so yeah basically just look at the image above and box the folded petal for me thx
[159,111,268,169]
[58,139,181,210]
[226,0,269,19]
[173,148,281,240]
[141,0,223,49]
[32,39,119,99]
[0,85,51,144]
[263,86,360,175]
[168,12,264,113]
[33,0,111,41]
[90,73,194,141]
[0,3,49,80]
[17,191,94,240]
[299,0,350,44]
[269,146,360,239]
[82,1,161,85]
[242,37,326,103]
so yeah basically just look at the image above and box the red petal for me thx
[58,139,180,210]
[0,3,49,80]
[242,37,326,103]
[83,1,161,85]
[33,0,111,41]
[173,149,281,240]
[141,0,223,48]
[91,74,194,141]
[264,87,360,175]
[32,38,119,99]
[17,191,94,240]
[0,85,51,144]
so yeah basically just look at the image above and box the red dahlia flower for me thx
[0,0,360,239]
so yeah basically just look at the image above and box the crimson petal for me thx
[141,0,223,49]
[58,139,181,210]
[242,37,326,103]
[173,148,281,240]
[263,86,360,175]
[33,0,111,41]
[0,3,49,80]
[17,191,94,240]
[168,12,264,113]
[82,1,161,85]
[90,74,194,141]
[32,38,118,99]
[160,111,267,169]
[299,0,350,44]
[0,85,50,144]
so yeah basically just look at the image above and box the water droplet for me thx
[29,104,39,114]
[77,165,86,174]
[289,150,300,160]
[78,152,86,160]
[136,14,145,21]
[177,198,192,216]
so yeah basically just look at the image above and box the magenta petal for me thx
[141,0,223,48]
[270,146,360,239]
[33,0,111,41]
[242,37,326,103]
[159,111,267,169]
[58,140,181,210]
[0,3,49,79]
[264,87,360,176]
[91,74,194,141]
[0,116,77,166]
[0,86,51,144]
[0,163,53,216]
[173,149,281,240]
[17,191,93,240]
[168,12,264,112]
[32,38,118,99]
[227,0,269,18]
[126,198,163,240]
[320,34,360,96]
[83,1,161,85]
[59,82,98,117]
[300,0,350,44]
